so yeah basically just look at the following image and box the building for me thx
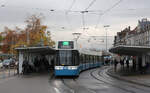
[110,18,150,71]
[113,18,150,47]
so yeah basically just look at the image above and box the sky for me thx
[0,0,150,50]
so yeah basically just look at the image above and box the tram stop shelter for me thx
[109,45,150,69]
[15,46,56,74]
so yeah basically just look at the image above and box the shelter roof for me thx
[109,45,150,56]
[15,46,56,55]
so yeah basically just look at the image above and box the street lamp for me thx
[72,32,82,49]
[104,25,110,52]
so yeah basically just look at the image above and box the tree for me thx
[1,14,55,54]
[24,14,55,46]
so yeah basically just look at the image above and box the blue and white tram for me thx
[54,41,102,76]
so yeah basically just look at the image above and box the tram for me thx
[54,41,102,76]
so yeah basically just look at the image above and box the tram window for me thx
[80,55,83,64]
[98,57,101,62]
[93,56,95,63]
[85,55,87,63]
[82,55,84,63]
[88,56,90,63]
[82,55,85,63]
[72,50,79,65]
[56,50,72,66]
[86,55,88,63]
[79,55,81,64]
[92,56,94,63]
[80,55,82,64]
[90,56,92,63]
[89,56,91,63]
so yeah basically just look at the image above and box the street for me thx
[0,67,150,93]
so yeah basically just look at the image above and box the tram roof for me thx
[15,46,56,55]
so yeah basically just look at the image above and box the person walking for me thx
[114,59,118,72]
[120,59,123,69]
[22,58,29,74]
[126,58,129,69]
[132,58,136,71]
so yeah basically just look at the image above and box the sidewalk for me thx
[107,65,150,87]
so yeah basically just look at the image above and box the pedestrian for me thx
[126,59,129,69]
[22,58,29,74]
[34,56,40,72]
[120,59,123,69]
[114,59,118,72]
[122,58,125,69]
[132,58,136,71]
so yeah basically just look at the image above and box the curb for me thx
[106,68,150,88]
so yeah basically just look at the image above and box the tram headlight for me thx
[71,66,77,70]
[68,66,78,70]
[55,66,63,70]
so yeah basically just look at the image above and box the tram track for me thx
[49,73,75,93]
[72,77,97,93]
[61,77,97,93]
[98,68,150,92]
[49,71,97,93]
[90,67,136,93]
[61,78,75,93]
[49,67,150,93]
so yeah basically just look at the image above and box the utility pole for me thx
[104,25,110,52]
[104,25,110,66]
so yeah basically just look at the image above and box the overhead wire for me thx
[81,0,97,36]
[67,0,76,12]
[103,0,123,14]
[95,0,124,28]
[65,0,76,30]
[85,0,97,11]
[81,0,96,35]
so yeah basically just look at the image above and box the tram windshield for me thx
[56,50,79,66]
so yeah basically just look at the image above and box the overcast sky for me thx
[0,0,150,50]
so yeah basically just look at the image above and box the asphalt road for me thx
[0,67,150,93]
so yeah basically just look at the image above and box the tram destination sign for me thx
[58,41,74,49]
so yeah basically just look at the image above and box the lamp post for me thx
[104,25,110,52]
[72,32,82,49]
